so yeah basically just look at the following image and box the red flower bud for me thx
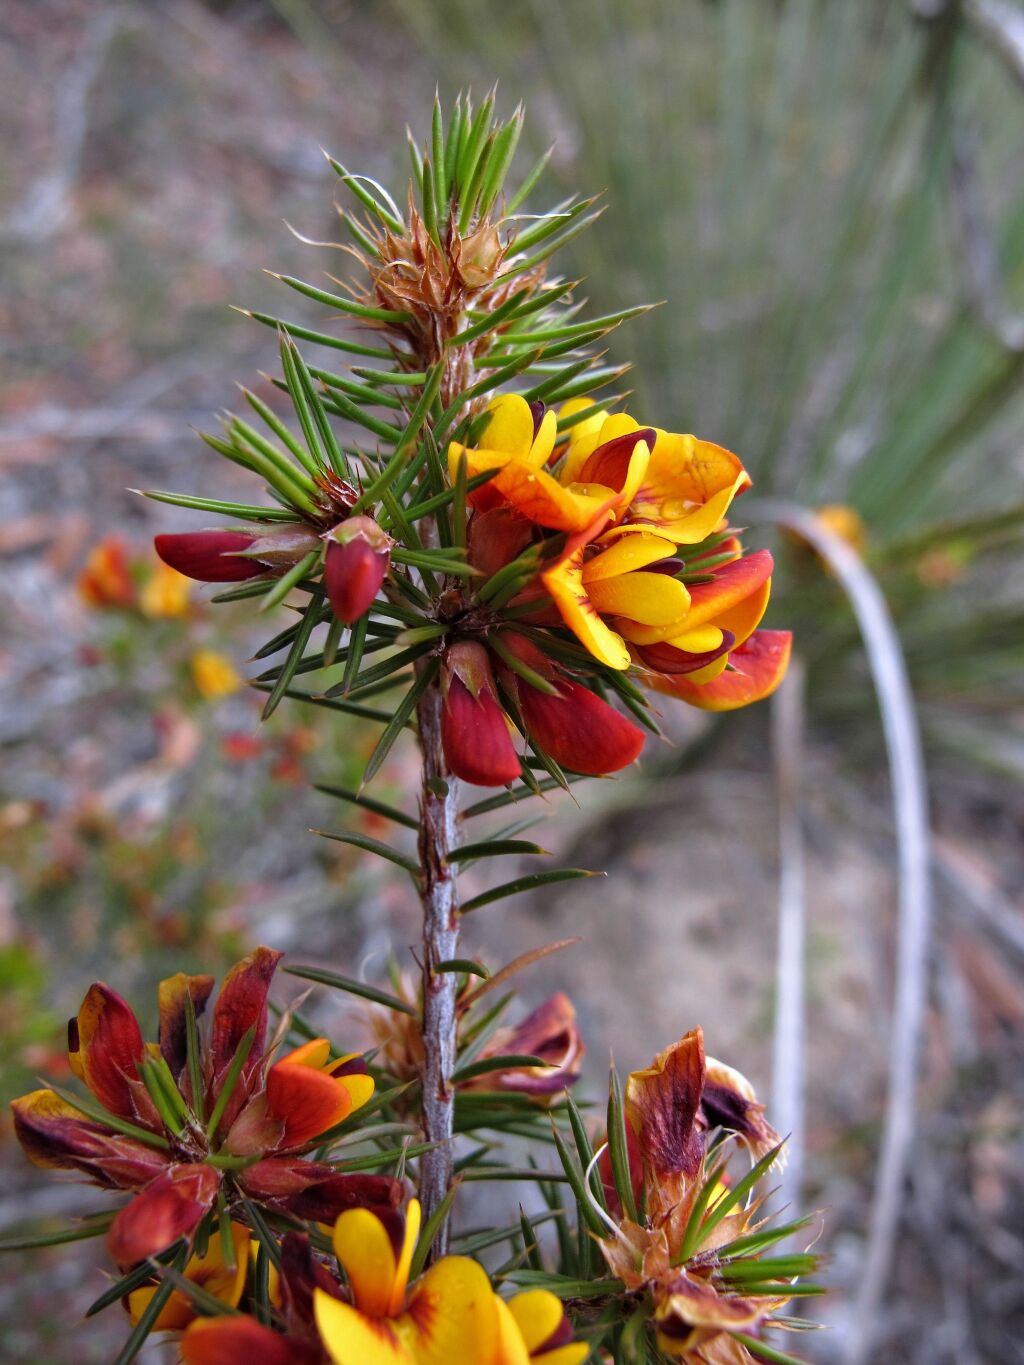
[155,531,265,583]
[441,642,521,787]
[106,1164,221,1266]
[323,516,392,623]
[500,635,645,776]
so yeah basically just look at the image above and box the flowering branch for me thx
[2,91,822,1364]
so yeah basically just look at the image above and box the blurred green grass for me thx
[370,0,1024,775]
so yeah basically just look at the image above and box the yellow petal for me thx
[315,1291,413,1365]
[662,625,724,653]
[586,572,691,626]
[681,655,730,684]
[542,555,631,670]
[644,432,748,504]
[528,409,558,468]
[339,1071,376,1113]
[506,1289,563,1353]
[481,394,535,459]
[398,1256,499,1365]
[389,1198,421,1316]
[333,1208,398,1318]
[559,397,608,451]
[493,1295,531,1365]
[581,532,677,583]
[282,1038,332,1069]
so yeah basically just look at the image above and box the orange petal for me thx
[654,629,792,711]
[494,461,619,532]
[266,1062,353,1149]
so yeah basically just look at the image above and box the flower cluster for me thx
[11,949,395,1268]
[589,1029,819,1362]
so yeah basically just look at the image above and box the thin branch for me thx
[749,500,933,1365]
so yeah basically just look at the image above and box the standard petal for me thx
[332,1206,401,1318]
[209,947,283,1126]
[398,1255,499,1365]
[158,972,215,1082]
[71,984,155,1126]
[625,1029,706,1185]
[265,1061,354,1149]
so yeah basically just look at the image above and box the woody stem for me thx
[415,668,460,1253]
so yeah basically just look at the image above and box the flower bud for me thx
[155,531,266,583]
[500,635,645,777]
[323,516,392,624]
[440,641,521,787]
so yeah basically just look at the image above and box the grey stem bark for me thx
[416,672,460,1252]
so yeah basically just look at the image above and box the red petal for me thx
[241,1158,403,1225]
[578,428,655,489]
[107,1164,221,1266]
[635,631,735,675]
[441,675,521,787]
[324,537,389,623]
[467,507,534,578]
[155,532,264,583]
[11,1089,168,1189]
[182,1317,320,1365]
[73,984,154,1125]
[210,947,283,1078]
[654,630,792,711]
[517,677,645,776]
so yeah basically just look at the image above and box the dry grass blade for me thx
[751,499,932,1365]
[770,655,807,1218]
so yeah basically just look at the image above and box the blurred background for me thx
[1,0,1022,1360]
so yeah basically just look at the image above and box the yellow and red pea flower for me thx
[127,1220,250,1332]
[448,393,791,721]
[313,1198,587,1365]
[9,948,391,1268]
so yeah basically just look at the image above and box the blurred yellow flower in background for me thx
[140,560,192,618]
[191,649,241,699]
